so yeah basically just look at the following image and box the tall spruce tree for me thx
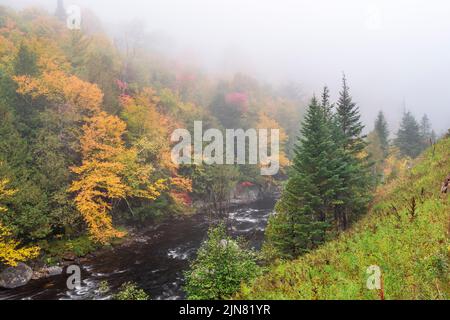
[395,111,423,158]
[269,96,342,258]
[374,111,389,158]
[334,76,372,230]
[419,114,433,148]
[55,0,66,21]
[321,86,333,119]
[14,44,38,77]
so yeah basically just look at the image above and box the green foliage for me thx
[14,43,38,76]
[238,138,450,299]
[39,235,99,264]
[269,80,373,259]
[335,76,372,228]
[0,6,302,248]
[183,164,240,214]
[374,111,389,158]
[395,111,424,158]
[419,114,432,142]
[368,111,390,185]
[270,96,340,258]
[366,131,385,184]
[113,282,149,300]
[184,223,261,300]
[98,280,110,295]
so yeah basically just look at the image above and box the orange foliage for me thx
[69,112,167,243]
[14,70,103,116]
[69,113,128,243]
[170,177,193,193]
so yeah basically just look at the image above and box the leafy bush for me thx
[184,223,261,300]
[113,282,149,300]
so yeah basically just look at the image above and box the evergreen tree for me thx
[419,114,433,147]
[431,130,437,143]
[55,0,66,21]
[395,111,423,158]
[320,86,333,119]
[334,76,372,230]
[269,97,342,258]
[14,44,38,77]
[374,111,389,158]
[366,131,385,185]
[336,76,366,154]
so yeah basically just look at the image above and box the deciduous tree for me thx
[0,178,39,266]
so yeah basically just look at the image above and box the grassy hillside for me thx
[237,138,450,300]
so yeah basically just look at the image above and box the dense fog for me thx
[4,0,450,133]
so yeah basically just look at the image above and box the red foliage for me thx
[240,181,255,188]
[119,94,133,106]
[115,79,128,93]
[226,92,248,106]
[171,191,192,206]
[176,72,196,83]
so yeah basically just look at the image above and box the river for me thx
[0,199,276,300]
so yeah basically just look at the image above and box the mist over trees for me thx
[395,111,435,159]
[0,1,448,302]
[3,0,450,134]
[266,78,373,258]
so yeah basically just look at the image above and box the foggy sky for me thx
[4,0,450,134]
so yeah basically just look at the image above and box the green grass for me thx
[237,138,450,300]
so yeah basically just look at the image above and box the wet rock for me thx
[63,253,77,262]
[78,257,90,264]
[31,271,45,280]
[0,263,33,289]
[47,266,63,276]
[32,266,63,280]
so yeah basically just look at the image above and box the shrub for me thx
[184,223,261,300]
[113,282,149,300]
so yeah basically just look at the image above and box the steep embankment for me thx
[238,138,450,300]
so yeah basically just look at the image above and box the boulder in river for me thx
[0,263,33,289]
[32,266,64,280]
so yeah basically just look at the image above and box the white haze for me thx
[4,0,450,134]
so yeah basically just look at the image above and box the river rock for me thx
[47,266,63,277]
[32,266,63,280]
[63,252,77,261]
[0,263,33,289]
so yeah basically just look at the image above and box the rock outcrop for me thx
[0,263,33,289]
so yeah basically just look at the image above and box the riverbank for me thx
[0,198,276,299]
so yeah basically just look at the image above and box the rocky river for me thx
[0,199,276,300]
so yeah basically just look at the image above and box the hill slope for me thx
[238,138,450,300]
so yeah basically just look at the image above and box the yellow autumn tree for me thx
[69,112,166,243]
[383,147,411,183]
[14,69,105,155]
[120,88,192,205]
[256,112,290,169]
[0,178,40,266]
[120,88,174,171]
[14,70,103,117]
